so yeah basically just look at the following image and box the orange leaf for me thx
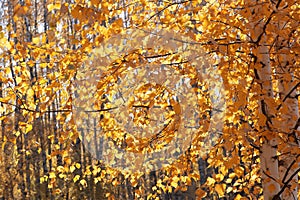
[215,184,226,197]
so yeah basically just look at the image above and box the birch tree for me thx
[0,0,299,199]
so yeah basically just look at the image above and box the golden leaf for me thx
[215,183,226,197]
[75,163,81,169]
[49,172,56,179]
[70,165,76,173]
[80,179,87,187]
[25,124,32,134]
[73,175,80,183]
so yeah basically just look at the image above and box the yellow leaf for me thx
[49,172,56,179]
[48,183,53,189]
[25,124,32,133]
[130,177,138,187]
[54,189,61,194]
[25,151,30,156]
[15,131,20,137]
[112,18,123,28]
[40,177,45,183]
[64,157,71,165]
[234,194,248,200]
[16,77,22,85]
[70,165,76,173]
[170,180,178,188]
[32,37,40,44]
[71,6,81,19]
[203,19,208,27]
[58,174,66,179]
[112,179,119,186]
[73,175,80,183]
[1,136,7,151]
[42,34,47,44]
[27,88,34,97]
[235,166,244,177]
[226,186,233,193]
[107,94,113,102]
[215,184,226,197]
[57,166,64,172]
[115,153,122,159]
[195,188,207,198]
[215,173,224,181]
[75,163,81,169]
[206,177,215,186]
[80,179,87,187]
[0,37,11,49]
[47,3,61,12]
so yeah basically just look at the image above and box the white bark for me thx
[251,8,280,199]
[276,42,299,200]
[251,4,300,199]
[256,41,281,200]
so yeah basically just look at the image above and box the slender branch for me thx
[144,52,175,59]
[274,167,300,198]
[276,82,300,111]
[282,154,300,183]
[263,170,279,184]
[255,11,275,45]
[146,1,189,23]
[83,107,118,112]
[211,20,253,42]
[0,101,117,113]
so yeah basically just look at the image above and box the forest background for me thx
[0,0,299,199]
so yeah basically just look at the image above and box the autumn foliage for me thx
[0,0,299,199]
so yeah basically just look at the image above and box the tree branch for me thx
[274,167,300,199]
[276,82,300,111]
[0,101,117,113]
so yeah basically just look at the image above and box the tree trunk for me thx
[276,37,299,200]
[252,13,281,200]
